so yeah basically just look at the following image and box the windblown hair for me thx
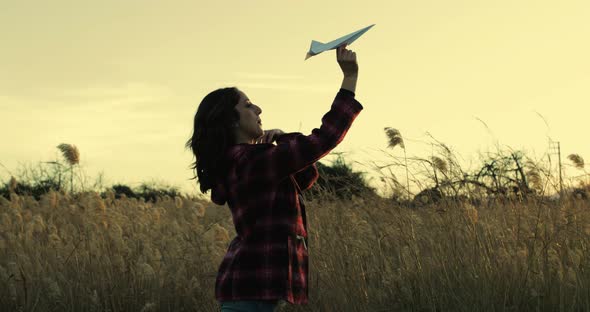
[185,87,241,194]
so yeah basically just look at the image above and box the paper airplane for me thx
[305,24,375,60]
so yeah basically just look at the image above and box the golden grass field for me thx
[1,189,589,311]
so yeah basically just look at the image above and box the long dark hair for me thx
[185,87,241,194]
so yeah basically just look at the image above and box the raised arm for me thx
[239,89,362,189]
[238,46,361,187]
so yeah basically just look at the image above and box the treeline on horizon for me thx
[1,128,588,207]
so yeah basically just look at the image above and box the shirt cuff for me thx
[338,88,356,98]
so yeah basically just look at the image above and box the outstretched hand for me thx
[256,129,285,144]
[337,44,358,77]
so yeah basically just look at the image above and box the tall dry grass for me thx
[1,189,589,311]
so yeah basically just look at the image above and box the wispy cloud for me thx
[36,82,173,101]
[234,72,305,80]
[0,82,174,112]
[227,72,331,93]
[238,82,333,93]
[0,82,183,154]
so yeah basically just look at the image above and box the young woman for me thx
[186,45,363,312]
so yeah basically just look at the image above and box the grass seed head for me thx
[384,127,405,149]
[526,167,542,188]
[175,196,183,209]
[463,204,478,224]
[57,143,80,165]
[41,191,58,209]
[431,156,448,173]
[44,277,62,300]
[8,281,17,301]
[568,154,584,169]
[9,176,17,192]
[140,302,157,312]
[138,262,156,281]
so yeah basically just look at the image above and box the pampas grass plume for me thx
[41,191,59,209]
[174,196,183,209]
[431,156,448,173]
[140,302,157,312]
[9,176,17,192]
[526,167,542,188]
[463,203,479,224]
[44,277,63,300]
[191,202,206,218]
[568,154,584,169]
[204,223,230,244]
[384,127,405,149]
[57,143,80,165]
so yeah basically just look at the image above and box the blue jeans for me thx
[220,300,279,312]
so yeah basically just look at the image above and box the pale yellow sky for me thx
[1,1,589,197]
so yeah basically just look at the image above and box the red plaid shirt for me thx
[212,89,363,304]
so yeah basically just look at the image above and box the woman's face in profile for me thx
[234,90,264,143]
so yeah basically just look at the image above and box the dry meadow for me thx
[1,189,589,311]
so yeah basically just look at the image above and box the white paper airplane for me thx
[305,24,375,60]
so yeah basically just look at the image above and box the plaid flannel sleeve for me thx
[242,90,363,187]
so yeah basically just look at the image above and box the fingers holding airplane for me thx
[337,45,358,76]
